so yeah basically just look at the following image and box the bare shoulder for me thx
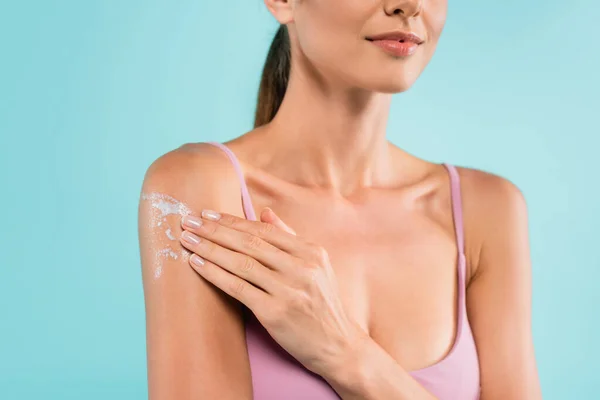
[141,142,241,203]
[455,165,526,213]
[454,166,541,398]
[138,141,253,399]
[452,165,528,282]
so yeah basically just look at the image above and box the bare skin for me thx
[138,0,542,399]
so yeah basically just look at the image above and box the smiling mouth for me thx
[367,38,412,42]
[366,38,421,57]
[365,31,425,45]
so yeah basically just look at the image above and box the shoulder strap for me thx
[205,141,258,221]
[443,163,469,335]
[442,163,465,256]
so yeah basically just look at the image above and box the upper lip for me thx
[366,31,424,45]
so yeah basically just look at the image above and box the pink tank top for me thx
[206,141,481,400]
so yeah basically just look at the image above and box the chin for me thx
[343,62,424,94]
[364,74,420,94]
[373,81,415,94]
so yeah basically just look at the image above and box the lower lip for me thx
[369,39,419,57]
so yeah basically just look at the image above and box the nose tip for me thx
[388,0,423,18]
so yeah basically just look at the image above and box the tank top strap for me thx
[442,163,468,315]
[442,163,466,256]
[205,141,258,221]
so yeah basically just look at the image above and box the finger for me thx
[190,210,313,259]
[182,214,297,273]
[180,230,283,295]
[187,252,270,311]
[261,207,297,236]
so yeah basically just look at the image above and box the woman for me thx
[138,0,542,399]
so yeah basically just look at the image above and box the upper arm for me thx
[137,144,252,400]
[463,170,542,400]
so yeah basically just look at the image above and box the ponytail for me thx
[253,25,291,128]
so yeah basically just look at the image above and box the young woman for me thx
[138,1,542,399]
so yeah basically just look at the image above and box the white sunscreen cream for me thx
[140,192,194,280]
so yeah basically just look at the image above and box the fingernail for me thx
[202,209,221,221]
[182,215,203,229]
[190,254,205,267]
[181,231,200,244]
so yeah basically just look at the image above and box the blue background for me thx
[1,1,597,399]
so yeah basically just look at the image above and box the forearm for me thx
[322,332,438,400]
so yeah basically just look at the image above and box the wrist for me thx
[323,325,372,397]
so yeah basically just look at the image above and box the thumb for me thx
[260,207,297,236]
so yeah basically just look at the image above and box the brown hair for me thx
[253,25,291,128]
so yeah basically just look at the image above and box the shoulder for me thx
[143,142,237,191]
[457,167,541,398]
[140,142,243,209]
[455,165,526,212]
[451,165,529,280]
[137,142,255,396]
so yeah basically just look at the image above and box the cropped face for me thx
[268,0,448,93]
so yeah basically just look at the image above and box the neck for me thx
[256,60,403,197]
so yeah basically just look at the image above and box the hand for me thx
[178,207,363,378]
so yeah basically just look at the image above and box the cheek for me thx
[418,5,447,71]
[425,0,448,41]
[294,0,373,70]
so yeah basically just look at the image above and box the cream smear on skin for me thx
[141,192,193,280]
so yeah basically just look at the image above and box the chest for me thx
[256,194,461,371]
